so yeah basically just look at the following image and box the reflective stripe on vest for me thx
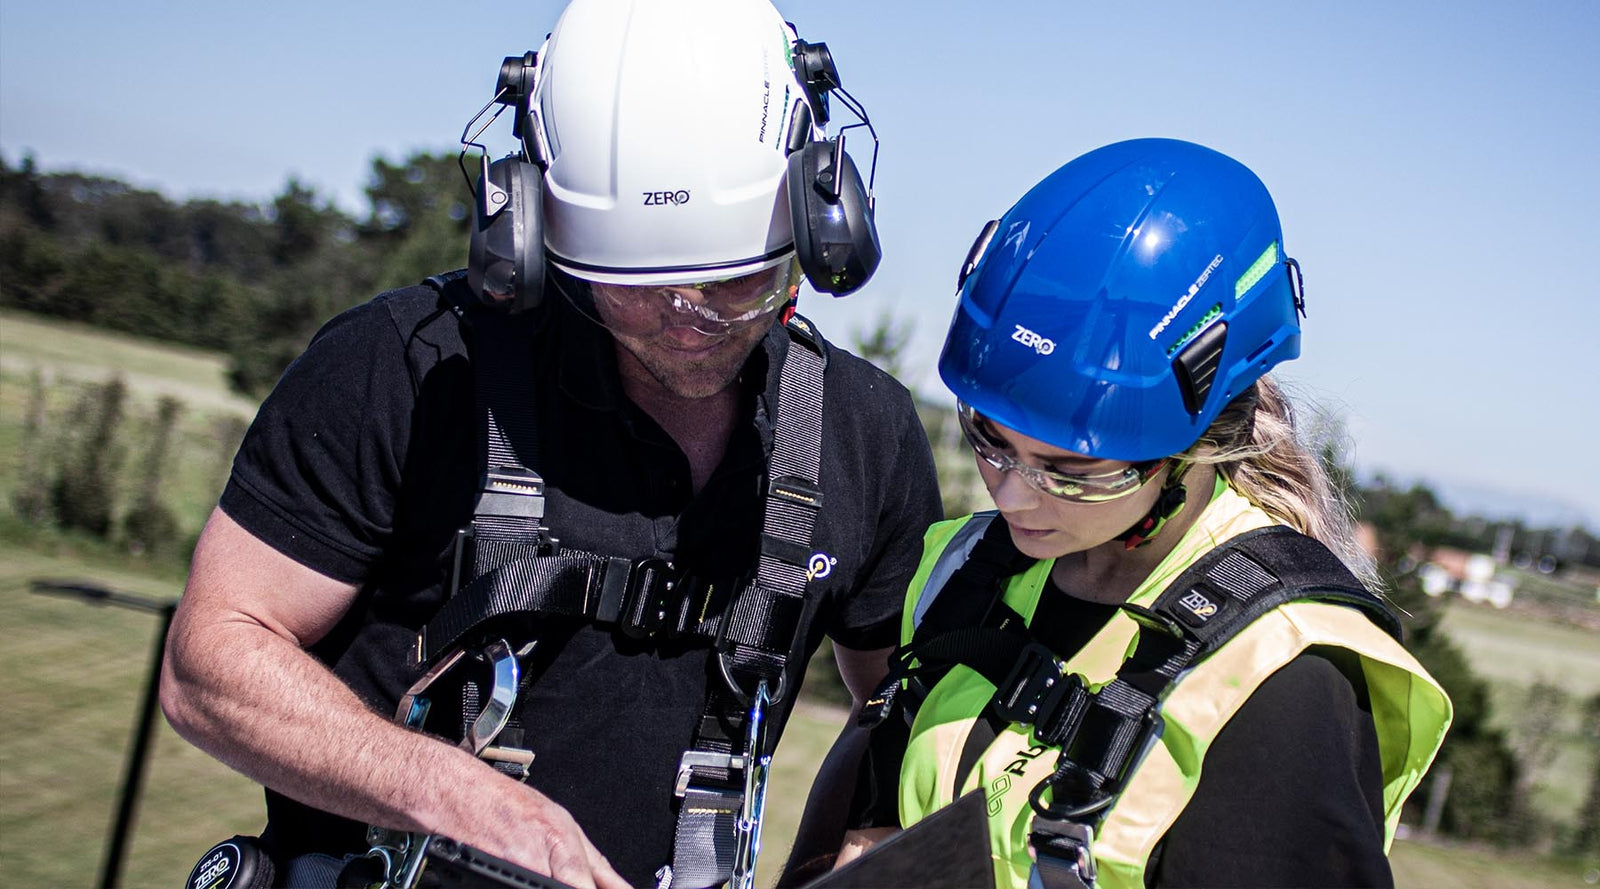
[897,510,1452,889]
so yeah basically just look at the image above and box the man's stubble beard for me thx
[610,322,770,400]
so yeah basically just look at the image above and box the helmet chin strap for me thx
[1116,468,1190,551]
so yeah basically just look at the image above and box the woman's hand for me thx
[834,827,899,868]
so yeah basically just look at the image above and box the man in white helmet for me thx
[160,1,941,887]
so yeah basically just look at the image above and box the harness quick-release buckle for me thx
[993,643,1086,736]
[596,557,687,639]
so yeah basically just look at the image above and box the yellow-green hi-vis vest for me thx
[896,485,1452,889]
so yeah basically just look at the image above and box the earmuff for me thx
[467,153,543,314]
[465,52,545,314]
[785,38,881,296]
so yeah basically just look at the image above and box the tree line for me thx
[0,150,475,395]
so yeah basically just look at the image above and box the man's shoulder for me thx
[372,276,469,350]
[305,276,472,372]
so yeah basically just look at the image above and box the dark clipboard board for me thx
[802,789,995,889]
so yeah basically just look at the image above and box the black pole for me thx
[30,580,178,889]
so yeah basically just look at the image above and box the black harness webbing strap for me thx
[668,315,827,889]
[859,514,1032,729]
[419,544,771,665]
[909,514,1033,649]
[421,271,552,758]
[458,298,545,553]
[717,316,827,691]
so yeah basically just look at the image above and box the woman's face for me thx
[972,418,1172,561]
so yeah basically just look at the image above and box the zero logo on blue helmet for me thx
[1010,325,1055,355]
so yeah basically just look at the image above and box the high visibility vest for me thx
[897,491,1452,889]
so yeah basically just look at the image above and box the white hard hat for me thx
[531,0,817,286]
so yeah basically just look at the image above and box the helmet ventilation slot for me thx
[1172,322,1228,415]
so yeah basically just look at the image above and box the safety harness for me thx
[368,271,829,889]
[861,512,1400,889]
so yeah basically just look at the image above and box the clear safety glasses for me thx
[588,259,802,337]
[957,402,1168,503]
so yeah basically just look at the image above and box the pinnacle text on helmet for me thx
[1148,254,1223,341]
[642,190,692,206]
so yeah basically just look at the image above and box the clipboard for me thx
[802,789,995,889]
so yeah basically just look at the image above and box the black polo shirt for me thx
[219,281,943,884]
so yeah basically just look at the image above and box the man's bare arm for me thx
[160,508,628,889]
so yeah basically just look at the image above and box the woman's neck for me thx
[1048,465,1218,605]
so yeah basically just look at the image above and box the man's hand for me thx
[160,509,628,889]
[465,782,629,889]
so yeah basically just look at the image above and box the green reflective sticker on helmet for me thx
[1166,304,1223,358]
[1234,242,1280,300]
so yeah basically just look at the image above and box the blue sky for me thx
[3,1,1596,526]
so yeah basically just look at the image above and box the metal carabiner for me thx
[729,680,774,889]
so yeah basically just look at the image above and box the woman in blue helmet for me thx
[836,139,1451,888]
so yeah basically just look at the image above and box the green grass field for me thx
[0,545,263,888]
[1,312,1596,887]
[1437,603,1600,826]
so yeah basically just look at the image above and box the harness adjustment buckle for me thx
[674,750,747,798]
[1028,818,1097,889]
[857,672,901,728]
[1117,601,1188,640]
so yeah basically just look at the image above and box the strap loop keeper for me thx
[768,474,823,510]
[473,466,547,521]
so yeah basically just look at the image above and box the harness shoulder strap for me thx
[1025,525,1397,888]
[1143,524,1399,647]
[666,311,830,889]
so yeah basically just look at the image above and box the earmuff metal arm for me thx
[830,86,879,205]
[457,89,513,217]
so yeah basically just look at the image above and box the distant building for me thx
[1418,546,1515,607]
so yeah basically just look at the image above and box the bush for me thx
[51,377,128,537]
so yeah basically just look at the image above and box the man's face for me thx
[585,260,800,399]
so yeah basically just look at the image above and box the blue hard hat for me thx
[939,138,1304,463]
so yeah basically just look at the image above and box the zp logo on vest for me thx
[1178,590,1219,623]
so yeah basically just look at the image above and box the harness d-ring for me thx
[1029,778,1114,822]
[716,650,789,708]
